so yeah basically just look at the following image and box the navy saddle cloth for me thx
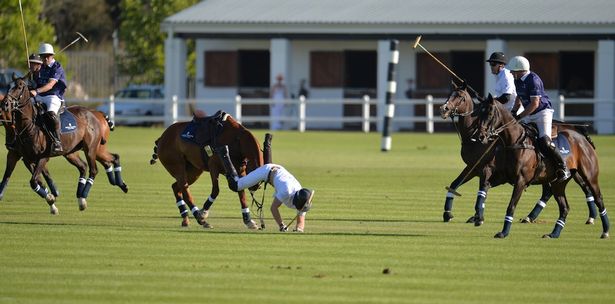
[552,133,572,160]
[59,111,78,134]
[180,110,229,146]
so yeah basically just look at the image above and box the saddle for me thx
[180,110,229,149]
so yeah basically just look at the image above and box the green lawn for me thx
[1,128,614,303]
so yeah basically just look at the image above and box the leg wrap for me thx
[81,178,94,198]
[76,178,86,198]
[527,200,547,220]
[106,167,116,186]
[33,184,49,198]
[586,196,598,219]
[600,209,610,233]
[475,190,487,219]
[549,218,566,238]
[43,175,59,197]
[114,166,124,186]
[444,192,455,212]
[177,200,189,217]
[501,216,513,236]
[202,196,215,211]
[241,208,251,223]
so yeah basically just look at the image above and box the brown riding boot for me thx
[538,136,570,182]
[44,112,63,153]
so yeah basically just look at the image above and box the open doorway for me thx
[343,50,377,130]
[237,50,270,127]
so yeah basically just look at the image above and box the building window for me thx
[204,51,237,86]
[310,51,343,87]
[525,52,559,89]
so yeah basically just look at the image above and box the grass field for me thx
[1,128,614,303]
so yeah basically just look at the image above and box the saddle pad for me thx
[180,110,228,146]
[553,133,572,160]
[60,111,78,134]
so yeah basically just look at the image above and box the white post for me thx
[558,95,565,121]
[426,95,434,134]
[299,95,306,132]
[109,95,115,122]
[363,95,371,133]
[172,95,178,123]
[235,95,242,124]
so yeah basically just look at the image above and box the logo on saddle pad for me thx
[553,134,572,158]
[181,131,194,139]
[60,111,78,134]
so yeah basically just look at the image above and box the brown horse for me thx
[1,74,128,214]
[475,94,609,238]
[150,112,263,228]
[439,84,597,225]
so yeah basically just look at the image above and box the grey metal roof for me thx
[165,0,615,25]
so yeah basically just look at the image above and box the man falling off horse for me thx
[29,43,66,154]
[216,146,314,232]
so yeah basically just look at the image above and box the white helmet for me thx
[38,43,55,55]
[508,56,530,71]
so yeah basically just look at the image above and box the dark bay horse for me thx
[151,112,263,228]
[475,94,609,238]
[439,84,597,225]
[1,75,128,214]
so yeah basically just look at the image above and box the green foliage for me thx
[0,0,57,70]
[1,129,614,303]
[119,0,198,84]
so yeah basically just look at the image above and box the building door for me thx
[237,50,270,127]
[343,50,377,130]
[451,51,484,95]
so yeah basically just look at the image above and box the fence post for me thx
[426,95,434,134]
[558,94,565,121]
[381,39,399,151]
[109,94,115,123]
[363,95,371,133]
[235,95,242,124]
[299,95,306,132]
[172,95,178,124]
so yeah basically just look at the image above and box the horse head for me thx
[1,73,33,122]
[476,93,518,144]
[440,81,474,120]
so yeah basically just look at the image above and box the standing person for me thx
[216,146,314,232]
[508,56,570,181]
[29,43,67,153]
[486,52,518,113]
[404,78,415,99]
[297,79,309,99]
[270,74,288,130]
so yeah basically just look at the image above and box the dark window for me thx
[525,52,559,89]
[451,51,484,95]
[310,51,343,87]
[560,51,594,97]
[342,50,377,130]
[416,52,451,97]
[238,50,270,88]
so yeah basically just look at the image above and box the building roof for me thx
[163,0,615,39]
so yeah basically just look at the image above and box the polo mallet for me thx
[57,32,89,54]
[18,0,30,69]
[412,36,483,100]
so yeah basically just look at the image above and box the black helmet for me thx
[28,53,43,64]
[486,52,506,64]
[293,188,314,211]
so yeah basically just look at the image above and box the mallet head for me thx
[76,32,89,43]
[413,35,422,49]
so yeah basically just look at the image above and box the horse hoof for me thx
[45,193,56,204]
[466,216,477,224]
[120,184,128,193]
[494,232,506,238]
[542,234,558,239]
[202,221,213,229]
[78,198,87,211]
[443,211,454,222]
[474,219,484,227]
[181,217,189,227]
[201,210,209,220]
[245,220,259,230]
[601,232,609,239]
[50,204,59,215]
[586,218,595,225]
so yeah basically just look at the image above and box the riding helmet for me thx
[28,53,43,64]
[486,52,507,64]
[293,188,315,211]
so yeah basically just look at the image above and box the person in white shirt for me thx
[486,52,519,114]
[216,146,314,232]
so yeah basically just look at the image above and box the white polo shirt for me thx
[493,68,517,112]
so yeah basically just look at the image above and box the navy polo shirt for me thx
[514,71,552,115]
[36,60,67,99]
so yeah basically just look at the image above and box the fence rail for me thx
[67,95,614,133]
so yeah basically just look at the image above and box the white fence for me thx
[68,95,614,133]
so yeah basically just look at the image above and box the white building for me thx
[162,0,615,133]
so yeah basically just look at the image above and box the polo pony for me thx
[475,94,609,238]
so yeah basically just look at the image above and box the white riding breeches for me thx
[36,95,62,114]
[521,108,553,138]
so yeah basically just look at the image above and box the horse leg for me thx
[443,166,475,222]
[41,163,60,197]
[202,170,221,220]
[179,182,208,227]
[64,153,88,210]
[76,150,101,211]
[571,172,598,224]
[110,153,128,193]
[522,183,552,223]
[579,171,609,238]
[96,147,128,193]
[172,182,191,227]
[495,182,526,238]
[543,182,570,238]
[30,158,57,214]
[0,150,22,200]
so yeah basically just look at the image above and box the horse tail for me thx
[150,139,160,165]
[105,115,115,131]
[574,125,596,150]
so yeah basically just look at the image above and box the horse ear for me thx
[487,93,494,103]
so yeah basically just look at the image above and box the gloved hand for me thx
[279,223,288,232]
[293,227,304,233]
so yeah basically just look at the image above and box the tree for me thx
[0,0,57,69]
[119,0,198,84]
[42,0,114,47]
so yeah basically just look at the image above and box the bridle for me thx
[442,90,476,118]
[479,101,518,141]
